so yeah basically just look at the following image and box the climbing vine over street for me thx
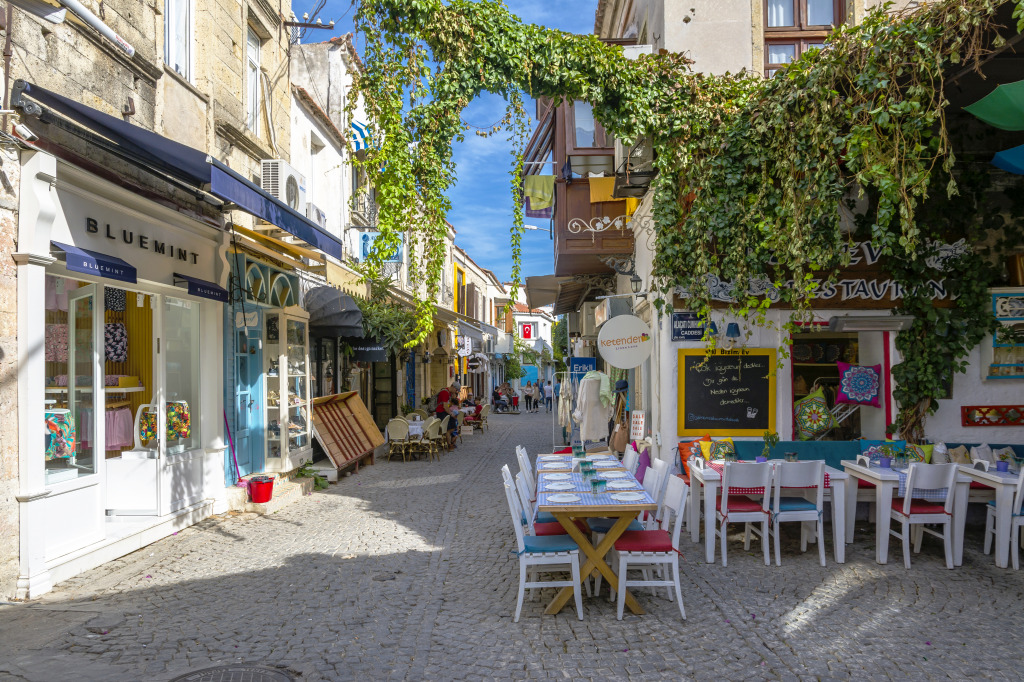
[352,0,1024,438]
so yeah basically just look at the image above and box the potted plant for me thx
[760,430,779,462]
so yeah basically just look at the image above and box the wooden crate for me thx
[310,392,385,473]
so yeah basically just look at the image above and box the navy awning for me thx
[305,286,364,338]
[14,80,344,260]
[173,272,228,303]
[51,241,137,283]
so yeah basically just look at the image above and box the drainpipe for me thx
[57,0,135,58]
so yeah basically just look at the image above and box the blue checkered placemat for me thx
[892,468,948,501]
[537,472,642,493]
[536,489,654,509]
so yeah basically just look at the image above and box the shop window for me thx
[791,331,861,440]
[246,27,261,134]
[165,0,192,81]
[164,296,201,454]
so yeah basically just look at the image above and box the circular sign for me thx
[466,356,482,372]
[597,314,654,369]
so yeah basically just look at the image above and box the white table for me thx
[407,421,424,438]
[958,465,1021,569]
[841,460,971,566]
[688,461,847,564]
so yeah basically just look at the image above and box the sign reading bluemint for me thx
[173,273,229,303]
[357,232,404,263]
[671,312,705,341]
[51,241,137,283]
[86,217,201,265]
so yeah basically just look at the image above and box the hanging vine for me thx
[352,0,1024,438]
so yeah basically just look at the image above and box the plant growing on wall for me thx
[352,0,1024,438]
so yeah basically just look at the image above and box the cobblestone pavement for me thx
[2,409,1023,681]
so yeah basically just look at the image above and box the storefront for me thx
[16,152,229,597]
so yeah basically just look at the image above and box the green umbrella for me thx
[964,79,1024,131]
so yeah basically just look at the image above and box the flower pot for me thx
[879,457,892,469]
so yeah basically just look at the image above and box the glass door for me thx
[231,321,263,482]
[265,312,282,461]
[285,317,310,452]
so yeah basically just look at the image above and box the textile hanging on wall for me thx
[46,324,69,362]
[44,411,76,460]
[105,323,128,362]
[104,287,127,312]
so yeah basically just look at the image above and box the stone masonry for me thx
[0,409,1022,680]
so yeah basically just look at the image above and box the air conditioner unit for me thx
[614,136,655,178]
[580,301,601,337]
[260,159,306,213]
[306,202,327,229]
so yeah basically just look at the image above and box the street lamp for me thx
[522,224,553,237]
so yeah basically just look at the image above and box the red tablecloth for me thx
[707,461,830,494]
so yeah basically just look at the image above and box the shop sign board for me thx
[671,312,705,341]
[597,314,654,369]
[677,348,776,437]
[457,335,473,357]
[630,411,646,440]
[568,356,596,384]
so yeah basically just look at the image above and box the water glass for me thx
[785,452,798,463]
[590,478,603,494]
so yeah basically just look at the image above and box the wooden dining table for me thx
[533,455,655,616]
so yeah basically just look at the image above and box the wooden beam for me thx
[232,223,326,263]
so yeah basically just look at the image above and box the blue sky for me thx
[293,0,599,281]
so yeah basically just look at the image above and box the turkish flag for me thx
[522,324,533,339]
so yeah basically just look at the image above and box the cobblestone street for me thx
[2,409,1023,681]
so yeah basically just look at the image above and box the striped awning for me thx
[351,120,371,151]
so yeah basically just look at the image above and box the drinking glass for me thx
[591,478,602,494]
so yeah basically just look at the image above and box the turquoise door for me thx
[227,319,264,484]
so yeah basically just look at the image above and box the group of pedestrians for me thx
[522,380,556,413]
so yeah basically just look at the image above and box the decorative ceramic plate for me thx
[547,493,581,503]
[546,482,576,491]
[607,480,638,490]
[539,455,564,461]
[610,492,645,502]
[811,343,825,362]
[543,473,571,481]
[540,463,567,469]
[600,471,627,479]
[825,344,841,362]
[792,344,812,362]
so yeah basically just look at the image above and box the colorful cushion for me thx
[614,529,673,553]
[906,443,934,463]
[716,495,764,513]
[931,442,950,464]
[522,535,578,553]
[710,438,735,459]
[836,362,882,407]
[587,518,645,533]
[970,444,993,463]
[772,497,817,512]
[993,446,1018,463]
[947,445,971,465]
[794,388,835,440]
[635,449,651,483]
[891,498,947,515]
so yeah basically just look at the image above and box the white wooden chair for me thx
[502,482,584,622]
[608,475,688,621]
[516,448,535,499]
[765,461,826,567]
[984,468,1024,569]
[889,463,958,569]
[622,446,639,475]
[590,469,659,598]
[716,462,772,566]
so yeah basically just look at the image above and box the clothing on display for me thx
[105,407,135,450]
[44,410,76,460]
[137,401,192,444]
[45,275,69,311]
[45,324,69,362]
[573,371,613,442]
[104,287,127,312]
[104,323,128,362]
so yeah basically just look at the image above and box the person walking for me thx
[524,381,533,413]
[532,382,542,413]
[544,380,553,412]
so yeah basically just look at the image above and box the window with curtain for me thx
[766,0,794,28]
[165,0,191,80]
[246,27,261,134]
[573,102,597,148]
[764,1,843,76]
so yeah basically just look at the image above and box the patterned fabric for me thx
[906,443,934,463]
[138,401,192,443]
[138,411,158,444]
[709,438,736,459]
[993,446,1018,463]
[45,324,69,362]
[105,323,128,362]
[793,388,835,440]
[895,468,948,501]
[947,445,971,465]
[104,287,127,312]
[837,362,882,407]
[44,411,76,460]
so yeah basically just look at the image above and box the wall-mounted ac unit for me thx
[306,202,327,229]
[580,301,601,337]
[260,159,306,212]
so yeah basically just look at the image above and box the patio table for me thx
[842,459,970,566]
[957,464,1022,569]
[535,481,656,616]
[534,454,624,474]
[688,460,847,564]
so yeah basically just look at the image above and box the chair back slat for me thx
[622,447,639,475]
[515,473,536,532]
[662,475,689,550]
[772,461,824,513]
[1014,468,1024,511]
[517,449,535,499]
[503,482,527,551]
[386,418,409,440]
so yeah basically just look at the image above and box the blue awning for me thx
[992,144,1024,175]
[173,272,228,303]
[51,241,137,283]
[14,80,344,261]
[351,121,371,151]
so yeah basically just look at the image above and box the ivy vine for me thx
[352,0,1024,439]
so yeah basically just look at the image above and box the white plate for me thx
[587,453,615,460]
[593,460,619,467]
[600,471,627,479]
[538,455,564,461]
[546,493,581,503]
[546,482,575,491]
[610,492,645,502]
[543,473,571,481]
[540,463,567,469]
[607,480,638,490]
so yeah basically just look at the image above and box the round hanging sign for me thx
[597,314,654,369]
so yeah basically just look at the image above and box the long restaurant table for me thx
[533,455,655,616]
[956,464,1021,568]
[842,459,971,566]
[687,460,848,564]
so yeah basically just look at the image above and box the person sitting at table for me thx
[444,401,460,449]
[465,403,484,425]
[492,387,507,412]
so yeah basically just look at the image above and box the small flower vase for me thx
[879,457,892,469]
[996,460,1009,473]
[755,456,767,463]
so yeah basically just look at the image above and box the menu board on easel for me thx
[677,349,776,436]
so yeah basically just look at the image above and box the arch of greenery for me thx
[351,0,1024,439]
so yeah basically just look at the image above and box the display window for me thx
[43,273,205,487]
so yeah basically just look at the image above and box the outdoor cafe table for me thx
[688,460,848,564]
[535,471,656,616]
[956,464,1021,568]
[534,453,624,474]
[842,459,971,566]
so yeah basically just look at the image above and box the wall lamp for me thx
[630,273,647,299]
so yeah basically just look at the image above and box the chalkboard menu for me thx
[677,349,776,437]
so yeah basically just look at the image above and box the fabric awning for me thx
[458,321,483,341]
[351,121,371,151]
[51,241,136,283]
[14,80,344,260]
[525,274,567,309]
[964,79,1024,131]
[340,336,387,362]
[173,272,228,303]
[992,144,1024,175]
[305,286,364,337]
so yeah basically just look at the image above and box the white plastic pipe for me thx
[57,0,135,58]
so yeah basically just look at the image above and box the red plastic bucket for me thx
[249,477,274,503]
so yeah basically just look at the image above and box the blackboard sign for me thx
[677,349,776,437]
